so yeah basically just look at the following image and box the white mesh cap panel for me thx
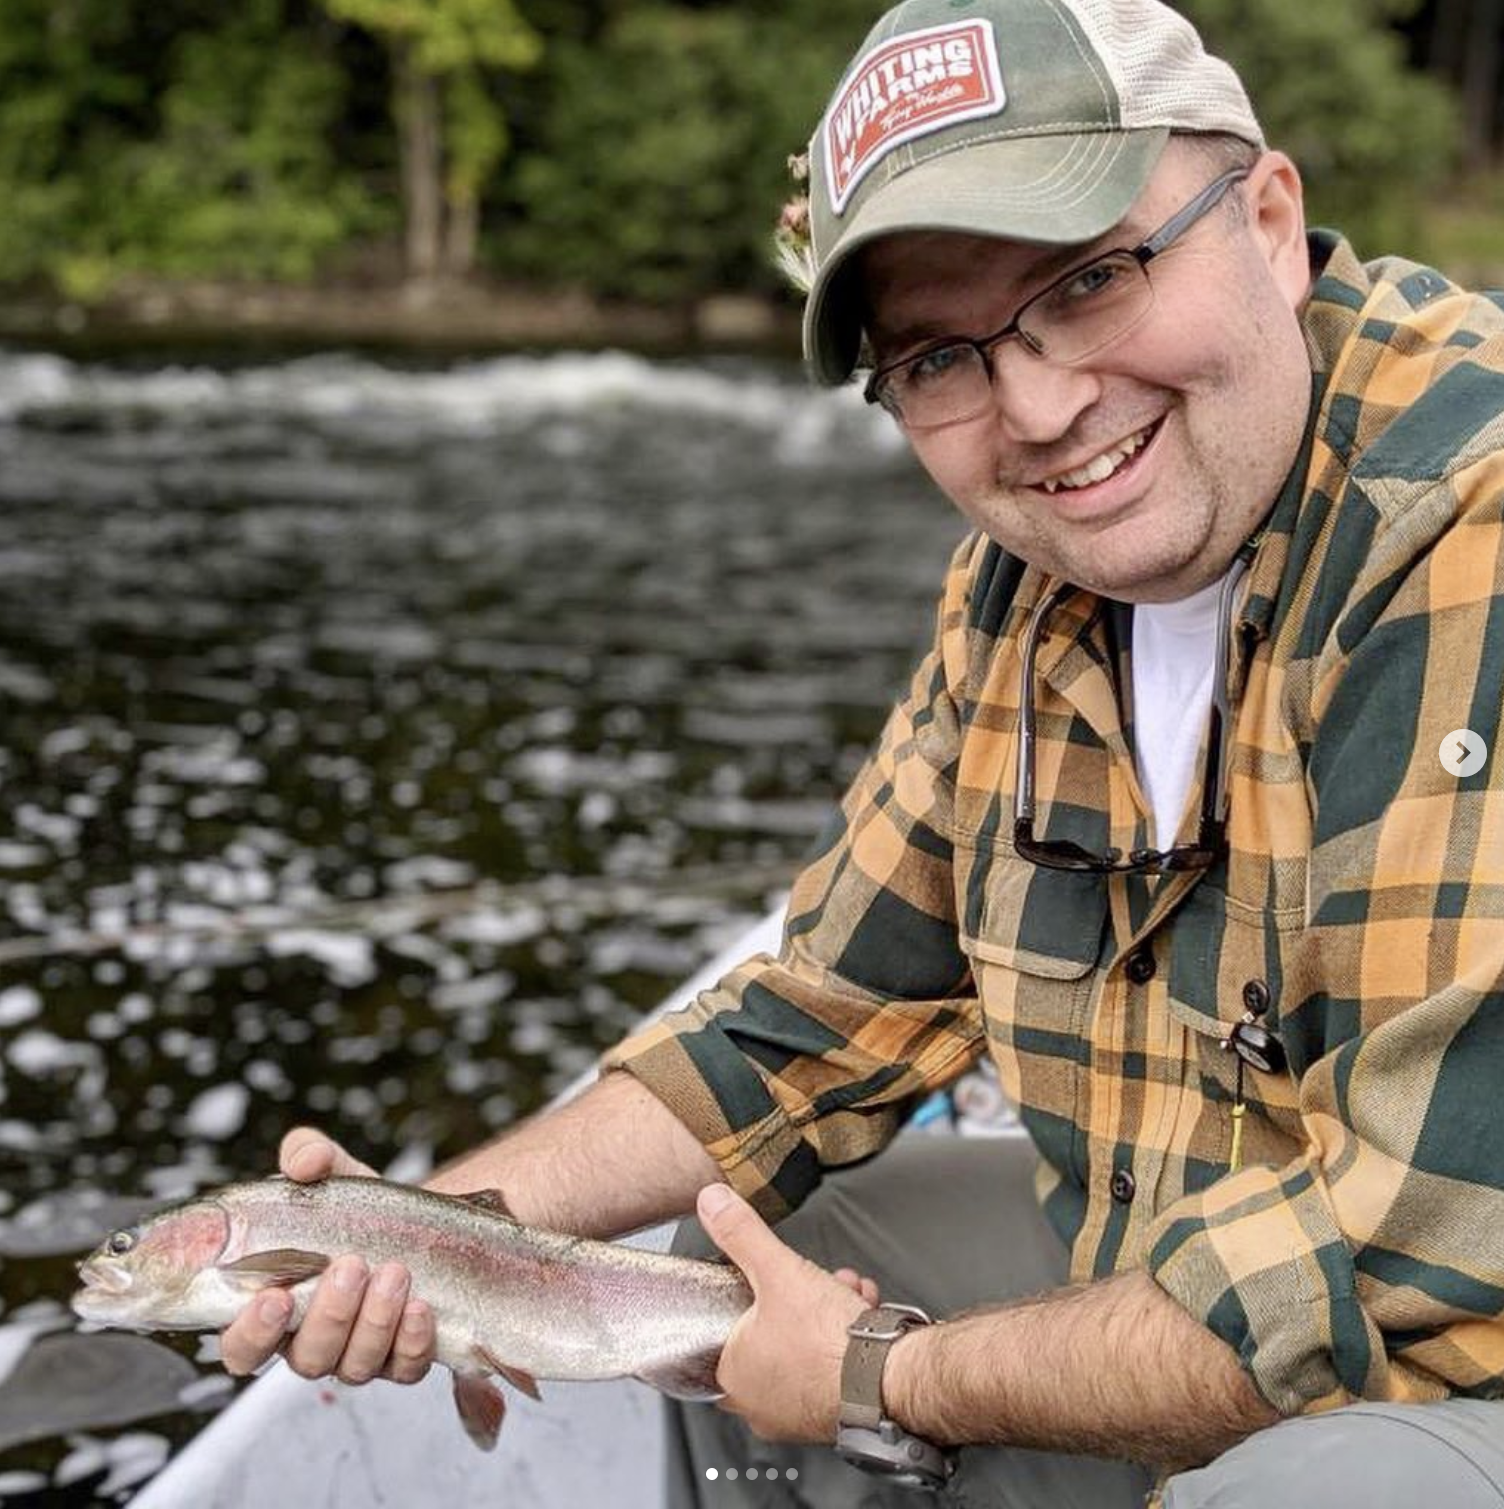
[1067,0,1264,145]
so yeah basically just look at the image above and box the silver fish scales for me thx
[72,1176,751,1448]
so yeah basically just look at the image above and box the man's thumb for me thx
[697,1183,782,1285]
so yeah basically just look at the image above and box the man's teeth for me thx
[1040,425,1154,493]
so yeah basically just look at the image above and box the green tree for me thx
[0,0,380,294]
[100,7,381,286]
[496,4,872,303]
[1180,0,1459,250]
[0,0,147,286]
[317,0,541,280]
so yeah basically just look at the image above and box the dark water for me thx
[0,348,960,1501]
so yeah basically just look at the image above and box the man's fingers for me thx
[380,1300,438,1385]
[279,1127,374,1182]
[334,1262,413,1385]
[280,1256,369,1378]
[695,1184,789,1291]
[219,1257,432,1388]
[832,1268,881,1307]
[220,1287,294,1377]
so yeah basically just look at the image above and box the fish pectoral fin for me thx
[220,1249,332,1288]
[452,1371,506,1451]
[474,1345,542,1400]
[635,1346,725,1402]
[457,1188,515,1220]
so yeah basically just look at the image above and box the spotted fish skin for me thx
[71,1176,750,1448]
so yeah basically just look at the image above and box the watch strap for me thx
[838,1304,930,1431]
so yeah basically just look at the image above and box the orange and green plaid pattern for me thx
[604,232,1504,1417]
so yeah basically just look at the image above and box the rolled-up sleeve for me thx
[603,537,987,1220]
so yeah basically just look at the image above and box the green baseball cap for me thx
[803,0,1264,384]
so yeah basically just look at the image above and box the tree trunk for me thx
[1461,0,1502,168]
[394,41,444,282]
[443,189,479,279]
[1427,0,1471,76]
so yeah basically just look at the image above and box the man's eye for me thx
[1056,259,1132,302]
[905,344,970,386]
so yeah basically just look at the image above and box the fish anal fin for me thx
[221,1249,331,1288]
[475,1344,541,1400]
[452,1372,506,1451]
[634,1346,724,1402]
[458,1188,514,1219]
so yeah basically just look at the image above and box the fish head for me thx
[72,1196,236,1330]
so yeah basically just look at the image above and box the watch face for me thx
[835,1431,953,1491]
[836,1449,927,1484]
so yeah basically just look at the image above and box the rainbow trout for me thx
[71,1176,750,1449]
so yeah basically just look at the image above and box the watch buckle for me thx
[848,1302,933,1342]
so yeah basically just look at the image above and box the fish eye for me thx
[107,1230,136,1255]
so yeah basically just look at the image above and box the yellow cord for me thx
[1229,1101,1246,1173]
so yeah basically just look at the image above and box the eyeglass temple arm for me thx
[1135,168,1251,266]
[1206,551,1253,825]
[1015,582,1081,825]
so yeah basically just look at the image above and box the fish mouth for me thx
[75,1257,132,1296]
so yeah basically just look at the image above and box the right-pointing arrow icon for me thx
[1439,728,1488,778]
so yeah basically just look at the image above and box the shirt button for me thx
[1124,948,1156,984]
[1110,1169,1137,1204]
[1241,979,1271,1017]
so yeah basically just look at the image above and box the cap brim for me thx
[805,127,1170,385]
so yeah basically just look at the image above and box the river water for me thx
[0,346,961,1502]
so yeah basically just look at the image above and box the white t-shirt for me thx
[1131,576,1224,848]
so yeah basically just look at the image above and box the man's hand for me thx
[696,1183,869,1444]
[217,1128,437,1385]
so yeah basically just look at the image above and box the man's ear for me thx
[1243,151,1310,309]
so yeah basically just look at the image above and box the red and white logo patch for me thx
[823,20,1006,214]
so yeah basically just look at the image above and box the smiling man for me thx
[218,0,1504,1505]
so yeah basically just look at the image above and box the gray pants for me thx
[667,1136,1504,1509]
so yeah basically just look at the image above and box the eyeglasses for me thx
[864,168,1250,431]
[1013,551,1250,874]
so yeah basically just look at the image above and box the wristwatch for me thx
[835,1303,956,1491]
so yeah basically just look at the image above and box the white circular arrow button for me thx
[1439,728,1488,778]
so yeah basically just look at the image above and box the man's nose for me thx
[984,340,1101,444]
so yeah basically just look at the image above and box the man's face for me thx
[858,146,1314,602]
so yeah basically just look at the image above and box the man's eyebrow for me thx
[866,228,1137,359]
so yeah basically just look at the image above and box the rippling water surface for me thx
[0,347,960,1501]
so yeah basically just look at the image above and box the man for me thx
[222,0,1504,1504]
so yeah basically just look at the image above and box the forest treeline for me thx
[1,0,1499,310]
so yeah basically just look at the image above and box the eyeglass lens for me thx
[869,168,1248,429]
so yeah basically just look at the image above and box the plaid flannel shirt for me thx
[604,232,1504,1418]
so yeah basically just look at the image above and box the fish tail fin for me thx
[452,1372,506,1450]
[634,1346,724,1402]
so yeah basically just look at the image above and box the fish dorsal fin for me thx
[221,1249,331,1288]
[452,1372,506,1451]
[474,1344,541,1400]
[457,1188,514,1218]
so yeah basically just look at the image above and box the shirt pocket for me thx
[954,836,1109,978]
[1165,884,1306,1147]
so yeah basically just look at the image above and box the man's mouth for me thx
[1037,421,1160,494]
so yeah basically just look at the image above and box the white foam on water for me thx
[181,1082,251,1140]
[0,987,41,1028]
[94,1432,172,1496]
[265,929,377,987]
[0,348,906,458]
